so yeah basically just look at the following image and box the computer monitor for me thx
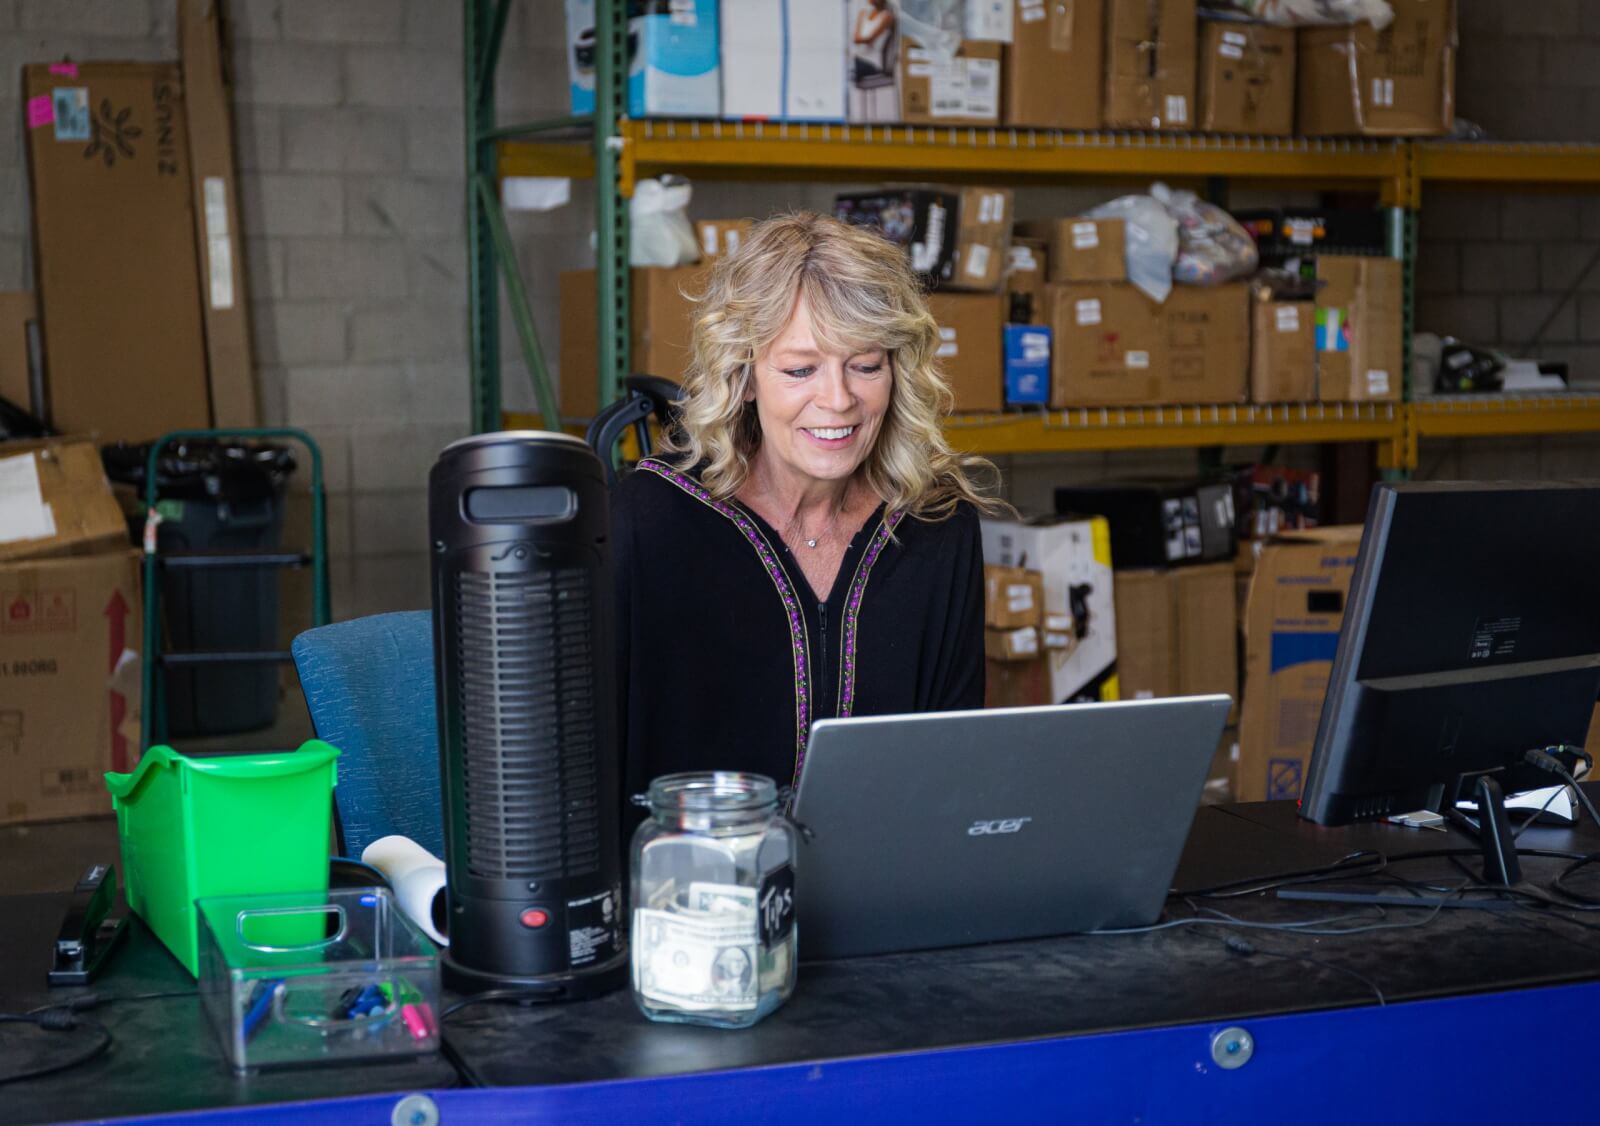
[1299,481,1600,878]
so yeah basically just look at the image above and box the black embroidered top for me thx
[612,457,986,805]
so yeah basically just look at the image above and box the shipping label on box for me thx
[1251,296,1317,403]
[1315,257,1402,403]
[985,564,1044,629]
[1237,526,1363,803]
[695,218,753,258]
[1104,0,1197,129]
[0,438,128,564]
[1017,218,1126,284]
[0,550,141,826]
[1048,281,1164,407]
[1198,20,1295,135]
[980,515,1118,704]
[929,292,1005,413]
[1003,0,1103,130]
[901,38,1002,125]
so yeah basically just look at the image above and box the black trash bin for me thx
[103,440,297,738]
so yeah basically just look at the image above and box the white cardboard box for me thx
[722,0,847,120]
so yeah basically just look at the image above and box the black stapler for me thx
[48,863,129,987]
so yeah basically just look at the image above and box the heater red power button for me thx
[519,908,550,929]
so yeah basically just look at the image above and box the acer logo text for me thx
[968,818,1032,836]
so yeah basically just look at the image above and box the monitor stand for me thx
[1277,776,1524,910]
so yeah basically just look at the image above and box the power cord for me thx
[1222,934,1386,1007]
[0,989,196,1086]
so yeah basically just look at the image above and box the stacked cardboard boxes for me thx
[1114,563,1238,717]
[0,437,141,826]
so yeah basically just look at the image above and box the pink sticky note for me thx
[26,95,53,129]
[48,63,78,77]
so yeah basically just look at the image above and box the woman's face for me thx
[746,293,892,490]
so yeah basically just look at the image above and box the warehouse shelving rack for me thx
[465,1,1600,472]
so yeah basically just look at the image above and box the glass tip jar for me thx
[629,772,797,1028]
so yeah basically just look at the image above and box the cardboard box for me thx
[0,293,39,416]
[980,514,1118,704]
[835,187,960,286]
[986,625,1041,662]
[1104,0,1196,130]
[1005,237,1048,324]
[985,563,1044,629]
[1315,257,1403,403]
[1297,0,1455,136]
[1004,324,1051,405]
[558,265,711,419]
[1251,294,1317,402]
[1113,562,1238,711]
[929,292,1005,413]
[0,549,142,826]
[1003,0,1103,129]
[25,63,213,444]
[1238,526,1363,802]
[695,218,753,258]
[1056,479,1236,568]
[1198,20,1294,135]
[1018,218,1126,284]
[985,655,1051,708]
[846,0,902,122]
[0,438,129,563]
[180,0,258,429]
[901,38,1002,125]
[565,0,720,117]
[1048,282,1248,407]
[720,0,846,120]
[1234,464,1321,539]
[950,187,1014,292]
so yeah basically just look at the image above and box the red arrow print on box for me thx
[106,589,129,773]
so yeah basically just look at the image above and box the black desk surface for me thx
[9,801,1600,1124]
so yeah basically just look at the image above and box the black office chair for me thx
[584,374,684,486]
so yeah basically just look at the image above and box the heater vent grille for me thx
[454,566,601,880]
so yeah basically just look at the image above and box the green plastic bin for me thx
[105,741,340,977]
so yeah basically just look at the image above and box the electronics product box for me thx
[1017,218,1126,283]
[565,0,720,118]
[1047,282,1249,407]
[1237,526,1363,803]
[720,0,846,120]
[1056,479,1237,568]
[1113,563,1238,715]
[1315,257,1403,403]
[0,292,38,415]
[1005,237,1047,324]
[900,38,1002,125]
[695,218,753,258]
[24,63,212,443]
[1233,208,1388,266]
[1233,464,1320,540]
[558,264,712,419]
[0,438,129,564]
[928,292,1005,413]
[1197,19,1294,135]
[834,187,960,286]
[180,0,258,428]
[1298,0,1455,136]
[1104,0,1196,130]
[1004,324,1051,405]
[846,0,901,122]
[979,514,1118,704]
[984,563,1044,629]
[1003,0,1103,130]
[1250,292,1316,403]
[0,549,141,826]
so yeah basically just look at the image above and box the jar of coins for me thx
[629,772,797,1028]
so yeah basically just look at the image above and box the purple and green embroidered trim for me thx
[836,510,903,721]
[638,460,812,768]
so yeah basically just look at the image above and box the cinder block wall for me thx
[2,1,1596,618]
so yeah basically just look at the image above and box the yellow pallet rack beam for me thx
[1414,142,1600,193]
[1410,394,1600,441]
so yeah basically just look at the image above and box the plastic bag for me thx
[1212,0,1393,30]
[1151,183,1259,287]
[1083,195,1179,303]
[630,176,702,267]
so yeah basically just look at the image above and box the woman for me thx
[612,212,1001,802]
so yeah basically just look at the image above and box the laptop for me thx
[791,697,1231,960]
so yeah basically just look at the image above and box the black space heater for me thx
[428,431,626,997]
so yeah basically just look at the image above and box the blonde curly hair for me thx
[667,211,1001,521]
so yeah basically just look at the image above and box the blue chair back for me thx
[291,611,443,859]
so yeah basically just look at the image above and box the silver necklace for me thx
[806,537,818,549]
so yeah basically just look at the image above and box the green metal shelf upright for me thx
[464,0,631,435]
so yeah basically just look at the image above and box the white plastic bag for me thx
[1216,0,1393,30]
[1084,194,1180,303]
[629,176,702,267]
[1150,183,1259,286]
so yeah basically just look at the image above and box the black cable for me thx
[0,1011,112,1085]
[440,987,565,1022]
[1174,850,1387,900]
[1223,934,1386,1006]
